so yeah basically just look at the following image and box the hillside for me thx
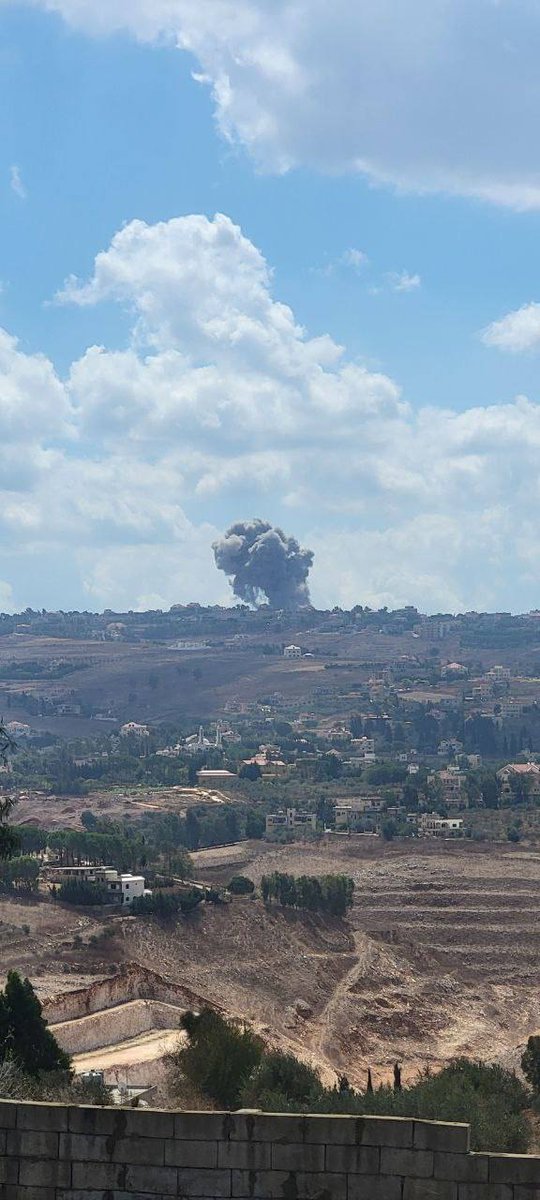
[3,838,539,1091]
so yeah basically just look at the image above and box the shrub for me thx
[242,1051,323,1112]
[228,875,255,896]
[171,1009,263,1109]
[522,1036,540,1093]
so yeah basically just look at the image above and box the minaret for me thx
[215,721,223,749]
[197,725,204,749]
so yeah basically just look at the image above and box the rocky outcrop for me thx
[42,961,221,1025]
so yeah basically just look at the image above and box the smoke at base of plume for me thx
[213,520,314,609]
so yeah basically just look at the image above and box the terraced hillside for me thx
[3,839,539,1091]
[189,839,540,1084]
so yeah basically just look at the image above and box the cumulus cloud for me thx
[482,302,540,353]
[3,210,540,611]
[14,0,540,207]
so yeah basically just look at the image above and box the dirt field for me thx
[3,837,540,1089]
[73,1030,181,1074]
[12,785,236,831]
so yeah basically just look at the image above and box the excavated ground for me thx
[3,839,539,1089]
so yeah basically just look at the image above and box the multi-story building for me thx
[335,796,385,830]
[265,807,317,834]
[283,645,302,659]
[418,813,464,837]
[43,865,146,906]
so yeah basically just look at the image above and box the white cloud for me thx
[9,165,27,200]
[482,302,540,353]
[387,270,421,293]
[3,211,540,611]
[15,0,540,207]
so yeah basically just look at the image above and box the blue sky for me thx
[2,0,540,613]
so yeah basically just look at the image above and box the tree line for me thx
[261,871,354,916]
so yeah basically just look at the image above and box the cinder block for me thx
[174,1111,229,1142]
[414,1122,470,1153]
[271,1141,325,1172]
[0,1100,17,1129]
[489,1154,540,1186]
[381,1146,434,1178]
[124,1162,180,1194]
[303,1115,357,1145]
[72,1160,125,1190]
[7,1129,59,1158]
[515,1188,540,1200]
[232,1169,295,1197]
[404,1182,457,1200]
[166,1137,219,1167]
[358,1116,414,1147]
[16,1102,68,1132]
[0,1130,6,1153]
[218,1140,271,1169]
[457,1185,513,1200]
[69,1104,173,1139]
[176,1167,232,1196]
[230,1113,305,1144]
[57,1192,163,1200]
[60,1131,165,1165]
[3,1187,55,1200]
[347,1175,402,1200]
[434,1154,489,1183]
[18,1158,72,1187]
[0,1155,18,1184]
[118,1107,175,1140]
[325,1144,380,1174]
[232,1169,346,1198]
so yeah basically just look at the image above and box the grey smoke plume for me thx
[213,520,314,609]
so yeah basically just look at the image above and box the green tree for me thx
[228,875,255,895]
[522,1036,540,1093]
[174,1010,263,1108]
[0,972,71,1076]
[0,796,20,862]
[242,1051,323,1111]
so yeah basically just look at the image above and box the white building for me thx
[283,645,302,659]
[418,813,464,837]
[44,864,146,906]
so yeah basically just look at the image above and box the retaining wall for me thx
[50,999,184,1054]
[2,1099,540,1199]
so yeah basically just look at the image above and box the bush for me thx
[227,875,255,896]
[522,1036,540,1093]
[171,1009,263,1109]
[242,1051,323,1112]
[131,888,204,919]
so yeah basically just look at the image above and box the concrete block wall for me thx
[2,1099,540,1199]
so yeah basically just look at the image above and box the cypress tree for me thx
[1,971,71,1076]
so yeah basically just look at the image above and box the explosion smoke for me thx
[213,520,314,609]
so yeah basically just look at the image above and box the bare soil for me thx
[3,838,539,1089]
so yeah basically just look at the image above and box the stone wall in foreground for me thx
[1,1098,540,1199]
